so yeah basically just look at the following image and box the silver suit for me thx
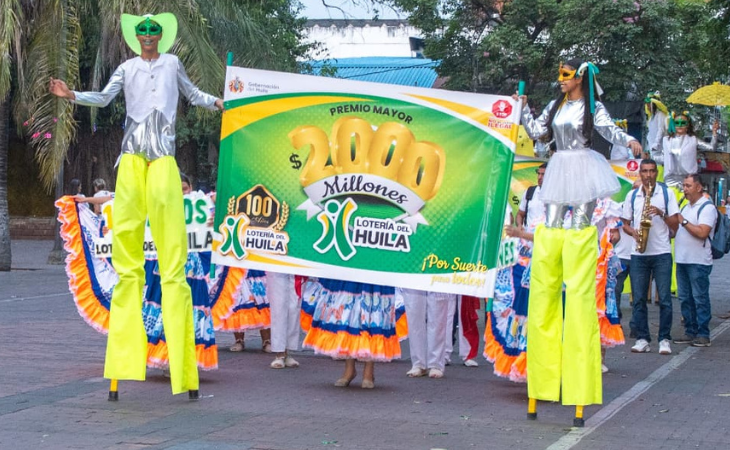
[522,98,634,228]
[522,99,634,151]
[73,53,219,161]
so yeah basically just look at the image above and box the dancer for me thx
[403,289,456,379]
[54,193,242,372]
[518,58,641,425]
[50,12,224,399]
[644,91,669,162]
[301,279,407,388]
[662,112,718,189]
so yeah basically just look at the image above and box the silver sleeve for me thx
[697,134,718,152]
[177,61,219,111]
[72,66,124,108]
[521,101,552,140]
[594,102,635,147]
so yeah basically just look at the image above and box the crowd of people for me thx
[49,11,727,428]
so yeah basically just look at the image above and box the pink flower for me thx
[23,121,28,126]
[53,117,58,123]
[44,133,52,139]
[31,132,40,139]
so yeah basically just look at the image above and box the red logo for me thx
[492,100,512,119]
[627,160,639,171]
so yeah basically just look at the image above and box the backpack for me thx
[523,185,537,226]
[695,201,730,259]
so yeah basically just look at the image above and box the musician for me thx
[621,159,679,355]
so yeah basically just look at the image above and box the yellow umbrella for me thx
[686,81,730,107]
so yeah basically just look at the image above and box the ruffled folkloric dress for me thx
[211,269,270,332]
[55,195,243,370]
[300,278,407,362]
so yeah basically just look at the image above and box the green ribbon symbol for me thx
[219,215,248,259]
[314,199,357,260]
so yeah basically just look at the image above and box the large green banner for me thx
[212,67,520,296]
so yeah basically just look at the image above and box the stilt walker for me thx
[518,59,642,426]
[50,12,224,400]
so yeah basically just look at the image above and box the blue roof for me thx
[308,57,439,88]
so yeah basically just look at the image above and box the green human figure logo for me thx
[219,214,250,259]
[314,199,357,260]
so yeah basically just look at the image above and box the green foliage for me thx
[382,0,728,114]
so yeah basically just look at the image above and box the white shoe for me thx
[284,356,299,367]
[631,339,651,353]
[270,356,285,369]
[428,368,444,379]
[406,366,427,377]
[463,359,479,367]
[601,364,609,374]
[658,339,672,355]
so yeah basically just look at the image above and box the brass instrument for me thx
[635,184,655,253]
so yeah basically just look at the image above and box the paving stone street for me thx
[1,240,729,450]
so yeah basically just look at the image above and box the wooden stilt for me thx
[527,397,537,420]
[573,405,585,427]
[108,379,118,401]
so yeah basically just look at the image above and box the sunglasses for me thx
[135,21,162,36]
[674,119,688,127]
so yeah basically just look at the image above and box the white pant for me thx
[403,289,455,372]
[267,272,301,353]
[444,295,457,363]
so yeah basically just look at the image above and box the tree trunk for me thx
[0,97,12,271]
[46,165,65,265]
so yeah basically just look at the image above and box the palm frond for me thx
[0,0,22,100]
[22,0,81,190]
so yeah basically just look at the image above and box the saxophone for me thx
[635,183,655,254]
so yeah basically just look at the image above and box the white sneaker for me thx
[631,339,651,353]
[463,359,479,367]
[658,339,672,355]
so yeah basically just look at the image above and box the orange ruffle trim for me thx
[147,341,219,371]
[212,268,271,332]
[483,312,526,383]
[300,309,313,333]
[55,196,110,334]
[211,267,245,330]
[396,313,409,341]
[302,327,401,362]
[217,307,270,332]
[596,233,625,348]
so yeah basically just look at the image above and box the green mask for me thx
[135,17,162,36]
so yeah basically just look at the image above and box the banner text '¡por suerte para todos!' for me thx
[329,104,413,124]
[421,253,488,272]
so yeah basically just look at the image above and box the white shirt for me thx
[662,135,698,188]
[622,185,679,256]
[610,144,631,160]
[676,198,716,265]
[518,185,545,228]
[647,111,668,160]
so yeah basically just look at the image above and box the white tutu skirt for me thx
[539,149,620,205]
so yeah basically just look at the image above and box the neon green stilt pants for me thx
[526,225,602,406]
[104,154,198,395]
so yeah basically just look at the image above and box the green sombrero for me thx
[121,13,178,55]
